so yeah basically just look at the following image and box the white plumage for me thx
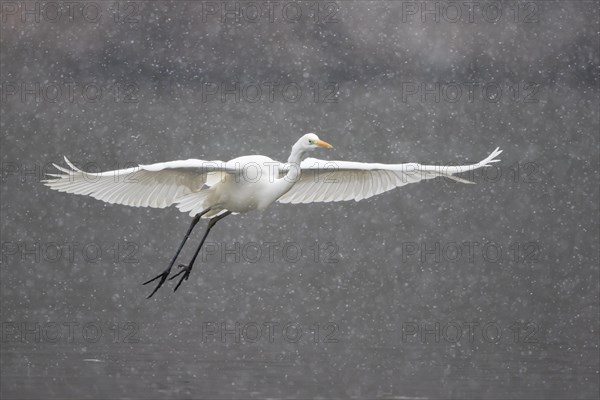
[43,133,502,296]
[277,148,501,204]
[44,137,501,213]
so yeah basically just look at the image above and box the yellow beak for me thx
[316,139,333,149]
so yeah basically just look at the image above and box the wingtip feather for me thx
[63,156,82,172]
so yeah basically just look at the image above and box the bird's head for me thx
[297,133,333,152]
[288,133,333,163]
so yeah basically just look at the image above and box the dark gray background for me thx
[1,1,598,399]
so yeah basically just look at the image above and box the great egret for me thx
[44,133,502,297]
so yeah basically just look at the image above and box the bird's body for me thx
[209,155,290,213]
[44,133,502,297]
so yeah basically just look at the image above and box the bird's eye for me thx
[308,139,313,144]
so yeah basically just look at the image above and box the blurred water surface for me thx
[1,0,598,398]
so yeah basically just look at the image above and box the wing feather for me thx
[277,148,502,204]
[43,157,234,208]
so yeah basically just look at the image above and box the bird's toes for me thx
[169,266,188,280]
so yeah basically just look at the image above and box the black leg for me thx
[170,211,232,292]
[143,209,211,298]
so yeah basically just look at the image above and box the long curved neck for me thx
[268,141,306,203]
[285,142,305,182]
[271,142,304,201]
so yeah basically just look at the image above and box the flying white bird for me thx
[44,133,502,297]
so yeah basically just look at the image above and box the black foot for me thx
[169,264,192,292]
[142,268,172,299]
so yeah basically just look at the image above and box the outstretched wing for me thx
[43,157,236,208]
[277,148,502,204]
